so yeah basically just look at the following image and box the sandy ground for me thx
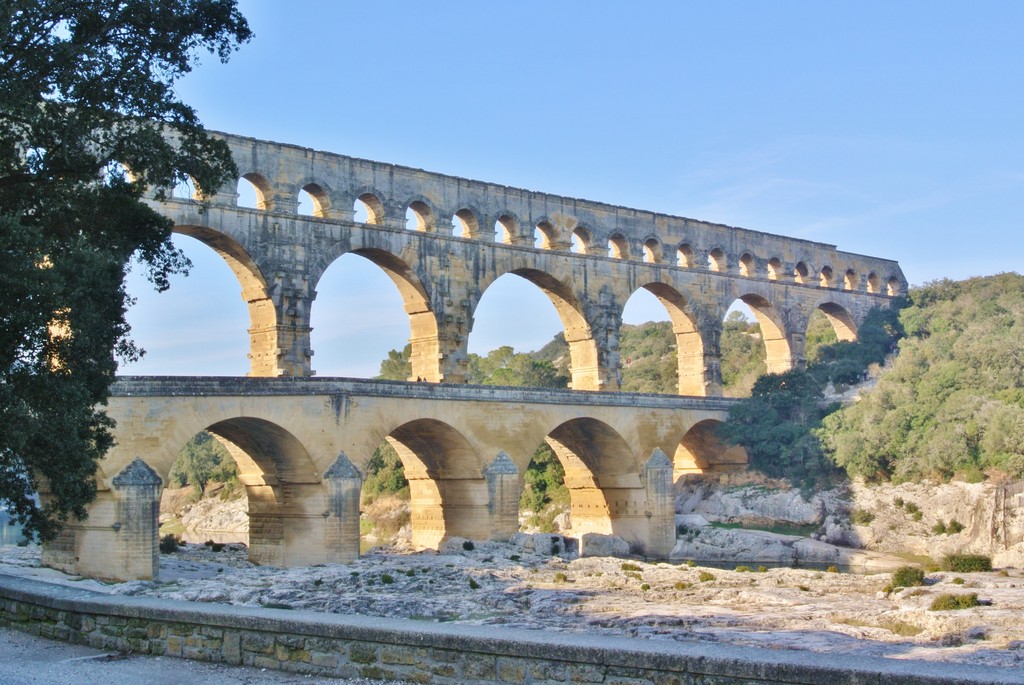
[2,541,1023,671]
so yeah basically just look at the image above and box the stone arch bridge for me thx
[44,133,904,580]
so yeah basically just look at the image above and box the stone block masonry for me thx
[1,573,1019,685]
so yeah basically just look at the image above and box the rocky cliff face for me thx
[676,475,1024,568]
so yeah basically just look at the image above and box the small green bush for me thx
[462,540,475,551]
[951,577,965,585]
[312,578,323,587]
[698,571,716,582]
[158,534,179,554]
[405,569,416,577]
[892,566,926,588]
[826,565,840,573]
[932,521,948,535]
[942,554,992,573]
[674,581,692,590]
[620,562,642,572]
[734,565,753,573]
[508,554,520,562]
[686,560,696,567]
[904,502,920,514]
[640,583,651,591]
[851,509,875,525]
[894,497,905,508]
[947,520,964,534]
[554,572,568,583]
[758,565,769,573]
[911,511,923,521]
[468,578,480,590]
[929,593,979,611]
[381,573,394,584]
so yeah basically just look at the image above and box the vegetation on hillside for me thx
[820,274,1024,483]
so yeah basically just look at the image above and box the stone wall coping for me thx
[2,572,1019,685]
[110,376,741,411]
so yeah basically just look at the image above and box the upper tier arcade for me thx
[158,131,906,394]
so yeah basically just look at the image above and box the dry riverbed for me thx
[2,541,1023,671]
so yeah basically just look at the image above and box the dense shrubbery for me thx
[941,554,993,573]
[929,593,980,611]
[891,566,925,588]
[820,274,1024,483]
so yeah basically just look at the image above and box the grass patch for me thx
[698,571,716,582]
[709,521,819,537]
[929,593,980,611]
[620,562,642,572]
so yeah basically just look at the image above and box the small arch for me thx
[452,208,479,239]
[354,193,385,225]
[843,269,858,291]
[572,226,592,254]
[819,265,834,288]
[300,183,331,218]
[738,253,755,277]
[406,200,433,232]
[767,257,783,281]
[867,272,881,294]
[676,243,695,268]
[673,419,747,480]
[708,247,727,272]
[643,238,663,264]
[494,215,516,244]
[239,172,273,210]
[608,233,629,259]
[535,221,557,249]
[887,277,903,296]
[793,261,809,284]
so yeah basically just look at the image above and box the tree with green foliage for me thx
[719,311,766,395]
[467,345,568,388]
[520,443,569,514]
[361,442,408,504]
[168,432,237,493]
[0,0,251,540]
[718,369,839,487]
[377,344,412,381]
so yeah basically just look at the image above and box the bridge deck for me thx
[111,376,741,411]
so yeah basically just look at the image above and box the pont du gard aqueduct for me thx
[43,132,906,581]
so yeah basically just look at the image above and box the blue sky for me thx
[122,1,1024,377]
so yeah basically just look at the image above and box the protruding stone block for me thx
[484,451,520,541]
[644,448,675,558]
[322,452,362,562]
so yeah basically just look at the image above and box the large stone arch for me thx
[202,417,324,567]
[732,292,794,375]
[169,224,279,376]
[811,298,858,342]
[311,241,441,382]
[672,419,748,482]
[632,282,708,396]
[542,418,647,545]
[472,266,602,390]
[380,418,491,549]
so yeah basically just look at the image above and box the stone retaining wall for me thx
[1,573,1019,685]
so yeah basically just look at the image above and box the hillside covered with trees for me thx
[820,273,1024,483]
